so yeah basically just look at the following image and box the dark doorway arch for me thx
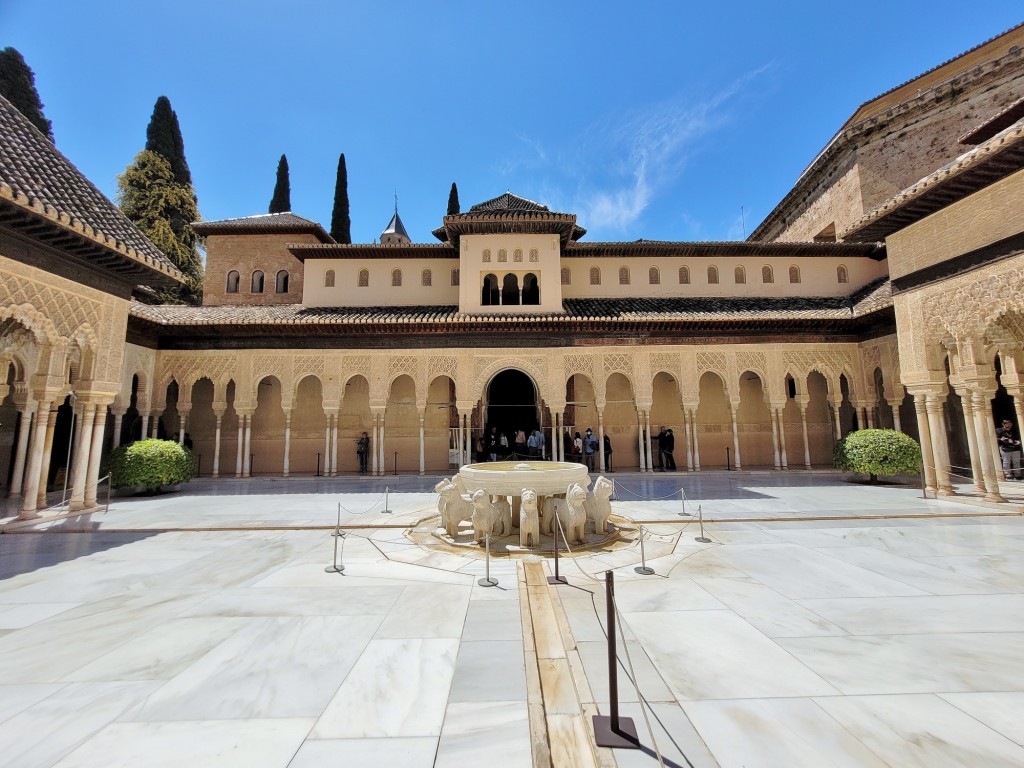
[482,274,499,305]
[523,273,539,305]
[502,274,520,305]
[486,369,539,446]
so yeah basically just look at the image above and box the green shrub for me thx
[107,439,194,491]
[833,428,921,482]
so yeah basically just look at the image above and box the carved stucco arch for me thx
[475,358,549,404]
[0,303,61,347]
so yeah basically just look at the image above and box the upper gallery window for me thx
[251,270,265,293]
[649,267,660,285]
[422,269,432,287]
[276,270,289,293]
[707,266,719,284]
[789,265,800,284]
[762,265,773,284]
[679,266,690,284]
[590,267,601,286]
[451,268,460,286]
[392,269,403,287]
[324,269,335,288]
[734,266,746,285]
[226,270,239,293]
[619,266,630,285]
[358,268,369,287]
[514,248,523,263]
[498,249,507,263]
[837,265,849,284]
[529,248,539,262]
[561,267,571,285]
[482,249,491,263]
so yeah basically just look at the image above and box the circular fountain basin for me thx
[458,461,589,496]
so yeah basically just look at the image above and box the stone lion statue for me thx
[435,478,473,537]
[470,489,511,542]
[519,488,539,547]
[585,475,614,534]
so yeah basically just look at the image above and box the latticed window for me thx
[251,270,264,293]
[514,249,523,262]
[451,268,460,286]
[789,265,800,284]
[837,265,849,284]
[529,248,538,262]
[422,269,432,287]
[358,269,369,287]
[226,270,239,293]
[734,266,745,284]
[561,267,571,285]
[482,249,491,262]
[762,265,773,284]
[324,269,335,288]
[590,267,601,285]
[619,266,630,285]
[649,267,660,285]
[679,266,690,284]
[498,249,507,263]
[707,266,718,285]
[392,269,403,287]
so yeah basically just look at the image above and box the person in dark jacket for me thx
[603,433,613,472]
[996,418,1022,480]
[663,428,676,471]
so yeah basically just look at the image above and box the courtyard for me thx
[0,472,1021,767]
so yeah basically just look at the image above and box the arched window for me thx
[619,266,630,285]
[789,265,800,284]
[529,248,538,262]
[679,266,690,284]
[707,266,719,285]
[482,249,491,263]
[226,270,239,293]
[498,249,507,263]
[590,267,601,286]
[523,273,540,305]
[276,270,289,293]
[762,265,773,284]
[451,268,460,286]
[502,273,520,305]
[392,269,403,287]
[324,269,335,288]
[561,267,571,285]
[837,265,849,284]
[358,268,369,287]
[734,266,746,284]
[251,270,264,293]
[649,267,660,285]
[482,274,499,305]
[513,248,523,263]
[422,269,432,287]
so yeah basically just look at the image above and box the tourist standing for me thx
[654,426,667,471]
[488,427,499,462]
[514,428,527,457]
[563,430,572,461]
[584,428,598,471]
[603,433,613,472]
[534,428,546,460]
[356,431,369,474]
[572,431,583,462]
[996,418,1022,480]
[663,428,676,471]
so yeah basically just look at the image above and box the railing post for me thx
[592,570,639,748]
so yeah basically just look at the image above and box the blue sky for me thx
[4,2,1021,244]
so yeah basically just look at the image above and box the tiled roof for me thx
[288,243,457,260]
[192,212,333,243]
[842,118,1024,242]
[434,192,587,245]
[382,210,410,239]
[566,240,885,259]
[129,281,893,327]
[0,94,182,283]
[468,192,551,213]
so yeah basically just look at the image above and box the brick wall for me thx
[203,232,319,306]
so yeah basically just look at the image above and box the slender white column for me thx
[799,404,811,469]
[597,409,605,472]
[866,407,877,429]
[283,411,292,477]
[646,411,656,471]
[69,402,97,511]
[770,408,781,469]
[912,395,936,492]
[778,408,789,469]
[330,413,339,475]
[1013,394,1024,448]
[36,407,58,509]
[10,407,33,496]
[637,412,646,472]
[691,409,701,470]
[831,401,843,441]
[925,394,954,495]
[419,413,425,476]
[20,401,52,517]
[177,409,189,444]
[554,413,561,461]
[888,400,903,433]
[972,390,1005,502]
[958,392,986,496]
[730,404,742,469]
[84,407,107,508]
[212,412,223,479]
[150,413,159,439]
[323,420,331,476]
[111,410,125,450]
[378,413,387,475]
[682,411,692,470]
[243,414,252,477]
[235,418,244,477]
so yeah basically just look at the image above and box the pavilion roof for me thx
[192,212,334,243]
[432,191,586,246]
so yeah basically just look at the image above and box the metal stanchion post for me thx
[548,513,567,585]
[634,525,655,575]
[325,501,345,574]
[382,486,393,514]
[316,452,321,477]
[593,570,639,748]
[394,451,398,476]
[726,447,731,471]
[478,534,498,587]
[679,487,693,516]
[695,503,711,543]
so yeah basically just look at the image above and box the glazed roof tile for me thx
[192,212,333,242]
[0,94,182,282]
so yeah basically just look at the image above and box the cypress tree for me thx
[118,150,203,304]
[447,182,460,216]
[330,153,351,243]
[145,96,192,186]
[0,47,54,143]
[269,154,291,213]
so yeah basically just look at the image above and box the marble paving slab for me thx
[447,640,527,702]
[287,736,439,768]
[435,701,531,768]
[797,593,1024,634]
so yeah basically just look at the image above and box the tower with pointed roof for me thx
[380,203,410,245]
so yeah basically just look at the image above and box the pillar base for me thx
[936,488,957,497]
[17,509,40,520]
[984,493,1007,503]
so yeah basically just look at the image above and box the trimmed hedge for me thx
[107,439,194,491]
[833,428,921,482]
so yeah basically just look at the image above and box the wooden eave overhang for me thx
[288,243,458,261]
[432,212,586,247]
[565,240,886,260]
[0,187,183,288]
[192,220,333,243]
[842,119,1024,243]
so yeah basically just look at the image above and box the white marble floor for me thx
[0,474,1021,766]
